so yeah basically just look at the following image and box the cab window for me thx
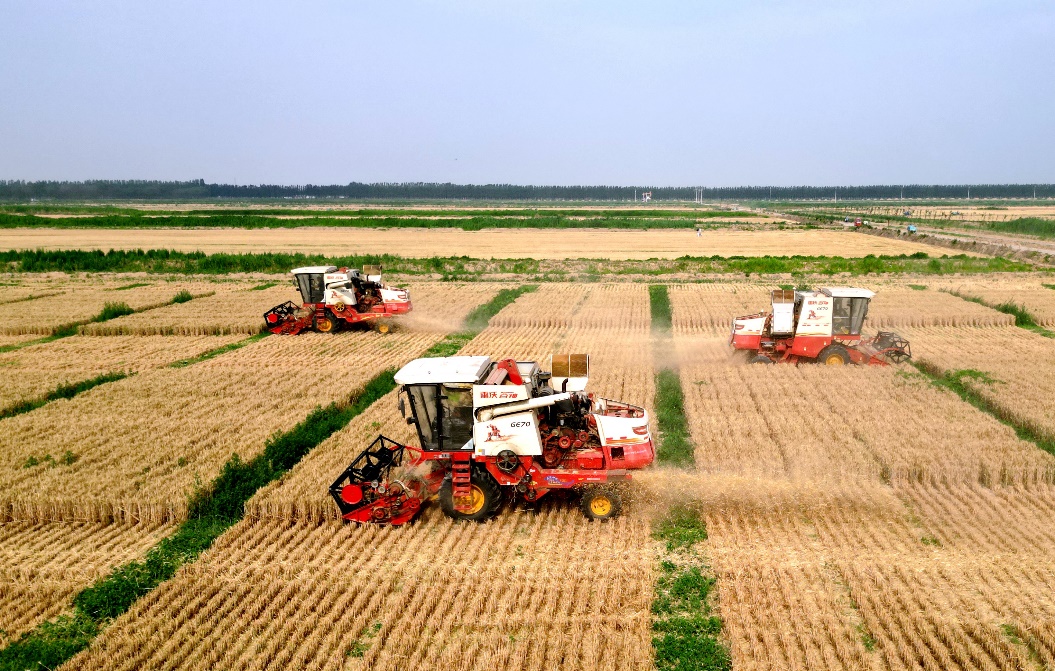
[407,384,474,451]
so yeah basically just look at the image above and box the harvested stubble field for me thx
[0,280,223,335]
[0,226,947,259]
[65,508,655,671]
[0,520,172,640]
[906,324,1055,439]
[0,334,244,409]
[928,277,1055,327]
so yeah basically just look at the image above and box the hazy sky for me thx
[1,1,1053,186]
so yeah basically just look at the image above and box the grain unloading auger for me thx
[329,354,655,525]
[730,287,911,365]
[264,265,411,335]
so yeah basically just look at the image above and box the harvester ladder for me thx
[451,452,473,511]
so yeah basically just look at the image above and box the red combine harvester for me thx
[730,287,911,365]
[264,265,411,335]
[329,354,655,525]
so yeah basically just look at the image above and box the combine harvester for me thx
[264,265,411,334]
[329,354,654,525]
[731,287,911,365]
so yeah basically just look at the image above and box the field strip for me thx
[0,281,227,336]
[0,287,522,667]
[0,227,955,259]
[944,288,1055,337]
[0,520,174,642]
[904,325,1055,450]
[0,334,245,411]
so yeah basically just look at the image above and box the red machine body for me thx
[264,265,411,335]
[329,355,655,525]
[730,287,911,366]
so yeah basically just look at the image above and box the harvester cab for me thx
[263,265,411,335]
[731,287,911,365]
[329,354,655,526]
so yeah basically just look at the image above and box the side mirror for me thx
[398,397,406,418]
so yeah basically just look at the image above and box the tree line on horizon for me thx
[0,179,1052,201]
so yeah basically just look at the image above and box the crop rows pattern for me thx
[64,283,661,670]
[0,334,244,408]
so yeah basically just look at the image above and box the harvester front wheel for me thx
[580,486,622,521]
[818,344,851,366]
[439,470,502,522]
[314,314,338,334]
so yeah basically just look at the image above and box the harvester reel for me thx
[873,331,912,363]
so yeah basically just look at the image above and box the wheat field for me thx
[63,284,660,671]
[0,334,244,409]
[0,227,945,259]
[0,281,225,335]
[0,520,172,640]
[0,284,503,524]
[1,275,1054,670]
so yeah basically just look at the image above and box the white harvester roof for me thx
[820,287,876,299]
[394,356,493,385]
[290,266,338,275]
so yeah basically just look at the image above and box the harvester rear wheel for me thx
[749,355,774,365]
[818,344,850,366]
[580,485,622,521]
[439,470,502,522]
[314,314,338,334]
[376,322,391,334]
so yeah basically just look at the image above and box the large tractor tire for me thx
[439,468,502,522]
[818,344,851,366]
[580,485,623,521]
[314,313,339,334]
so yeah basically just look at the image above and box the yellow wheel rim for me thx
[317,319,334,333]
[377,323,390,334]
[824,354,844,366]
[589,495,612,517]
[466,485,485,515]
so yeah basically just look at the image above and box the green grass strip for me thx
[168,332,269,368]
[912,362,1055,458]
[650,285,695,468]
[945,290,1055,338]
[649,284,673,332]
[652,506,730,671]
[0,371,128,420]
[249,281,278,290]
[654,370,695,467]
[0,370,398,669]
[463,285,538,331]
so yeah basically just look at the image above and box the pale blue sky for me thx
[1,1,1052,186]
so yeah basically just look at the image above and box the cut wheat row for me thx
[0,281,230,335]
[0,519,171,640]
[0,334,245,408]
